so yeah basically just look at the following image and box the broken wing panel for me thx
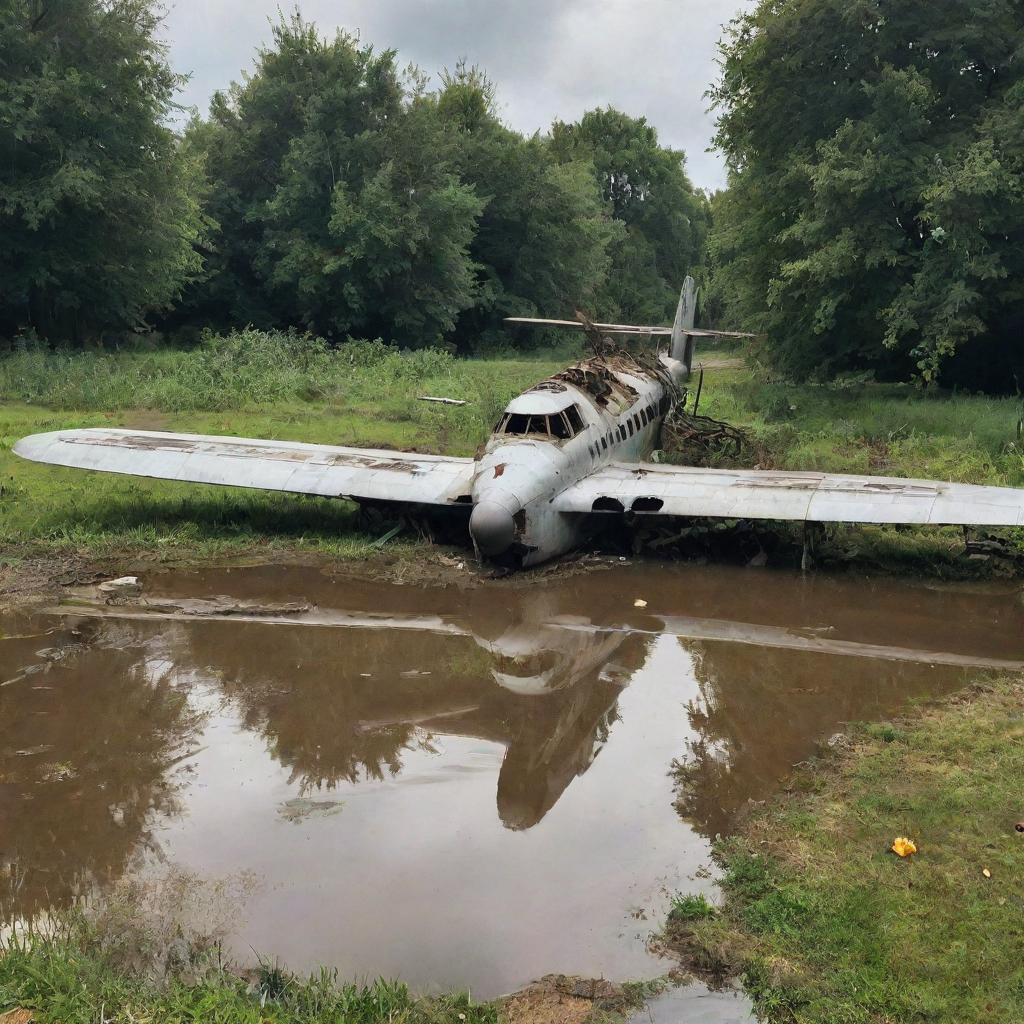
[14,429,475,506]
[554,463,1024,527]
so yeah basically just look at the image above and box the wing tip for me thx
[12,431,59,461]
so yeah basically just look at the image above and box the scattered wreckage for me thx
[15,279,1024,569]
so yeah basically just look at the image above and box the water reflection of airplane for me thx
[32,572,1024,840]
[159,598,652,831]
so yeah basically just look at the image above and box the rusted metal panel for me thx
[14,429,475,506]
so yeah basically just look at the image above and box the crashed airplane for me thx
[15,278,1024,569]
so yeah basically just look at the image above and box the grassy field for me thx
[2,333,1021,576]
[672,677,1024,1023]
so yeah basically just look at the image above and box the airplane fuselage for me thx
[469,352,688,566]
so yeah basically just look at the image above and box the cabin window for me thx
[601,437,607,451]
[627,420,635,437]
[640,408,649,426]
[565,404,586,434]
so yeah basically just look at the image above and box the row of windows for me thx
[586,394,671,459]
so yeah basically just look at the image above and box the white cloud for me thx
[160,0,753,190]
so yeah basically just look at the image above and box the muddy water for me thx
[2,564,1022,1000]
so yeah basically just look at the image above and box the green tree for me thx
[436,64,620,350]
[181,17,482,345]
[550,108,710,324]
[710,0,1024,386]
[0,0,206,343]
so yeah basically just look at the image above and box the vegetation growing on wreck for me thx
[668,678,1024,1023]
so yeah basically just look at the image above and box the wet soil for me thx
[2,562,1023,1005]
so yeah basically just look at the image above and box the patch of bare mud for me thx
[0,543,624,616]
[501,975,633,1024]
[0,1010,35,1024]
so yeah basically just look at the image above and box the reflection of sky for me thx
[153,635,707,998]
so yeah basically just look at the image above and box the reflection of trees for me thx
[0,624,204,924]
[675,640,969,838]
[178,617,652,827]
[185,621,484,790]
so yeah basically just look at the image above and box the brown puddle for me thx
[1,563,1022,1002]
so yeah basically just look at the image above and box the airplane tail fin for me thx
[669,276,697,371]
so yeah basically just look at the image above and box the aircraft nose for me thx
[470,500,516,557]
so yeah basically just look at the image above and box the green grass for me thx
[667,893,717,924]
[0,338,1022,573]
[0,920,497,1024]
[696,365,1024,487]
[676,678,1024,1023]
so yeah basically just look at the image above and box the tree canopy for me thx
[551,108,710,325]
[709,0,1024,386]
[0,0,206,343]
[436,64,621,351]
[179,18,483,345]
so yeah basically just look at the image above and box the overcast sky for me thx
[160,1,753,191]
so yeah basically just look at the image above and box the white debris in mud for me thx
[98,576,143,602]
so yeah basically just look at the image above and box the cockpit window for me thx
[565,405,585,433]
[501,414,550,436]
[549,413,572,440]
[496,404,586,440]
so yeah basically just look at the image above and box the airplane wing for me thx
[13,429,475,507]
[554,462,1024,527]
[503,317,755,339]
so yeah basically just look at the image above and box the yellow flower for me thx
[891,837,918,858]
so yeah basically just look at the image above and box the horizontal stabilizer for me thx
[555,462,1024,528]
[503,317,756,339]
[14,429,475,507]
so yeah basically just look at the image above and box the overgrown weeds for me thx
[0,330,460,412]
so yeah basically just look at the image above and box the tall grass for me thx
[0,331,459,412]
[697,367,1024,487]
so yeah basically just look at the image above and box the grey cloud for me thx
[161,0,753,189]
